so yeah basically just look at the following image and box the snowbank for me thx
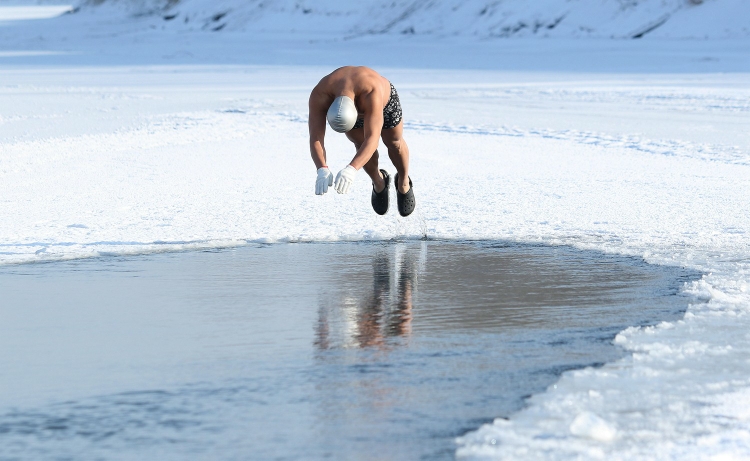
[76,0,749,39]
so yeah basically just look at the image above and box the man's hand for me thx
[334,165,357,194]
[315,167,333,195]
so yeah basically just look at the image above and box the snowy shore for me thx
[2,4,750,459]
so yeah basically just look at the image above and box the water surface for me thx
[0,241,700,460]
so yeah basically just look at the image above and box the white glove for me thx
[315,167,333,195]
[334,165,357,194]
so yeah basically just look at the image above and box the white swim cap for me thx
[326,96,357,133]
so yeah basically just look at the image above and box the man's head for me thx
[326,96,357,133]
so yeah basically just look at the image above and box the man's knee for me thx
[385,138,404,152]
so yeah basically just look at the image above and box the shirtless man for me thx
[309,66,415,217]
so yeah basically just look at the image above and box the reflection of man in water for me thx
[315,248,418,350]
[308,66,416,217]
[391,263,414,337]
[354,254,392,348]
[356,252,415,348]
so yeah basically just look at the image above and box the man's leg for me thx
[381,121,410,194]
[346,128,386,193]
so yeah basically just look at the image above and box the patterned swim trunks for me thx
[352,82,403,130]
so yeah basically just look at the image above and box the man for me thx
[308,66,415,217]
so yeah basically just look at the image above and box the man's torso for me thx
[314,66,391,117]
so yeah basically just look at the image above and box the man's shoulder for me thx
[309,82,332,110]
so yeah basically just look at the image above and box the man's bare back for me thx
[311,67,391,118]
[308,66,415,217]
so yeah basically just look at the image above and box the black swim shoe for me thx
[394,173,415,217]
[371,169,390,215]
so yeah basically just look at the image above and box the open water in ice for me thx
[0,241,700,460]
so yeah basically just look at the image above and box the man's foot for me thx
[394,173,415,217]
[371,169,390,215]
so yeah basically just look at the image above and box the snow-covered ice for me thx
[1,1,750,459]
[64,0,750,39]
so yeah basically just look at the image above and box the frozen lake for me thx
[0,241,699,459]
[1,3,749,456]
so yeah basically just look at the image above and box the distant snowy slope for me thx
[76,0,749,39]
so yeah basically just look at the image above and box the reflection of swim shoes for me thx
[394,173,415,217]
[371,169,390,215]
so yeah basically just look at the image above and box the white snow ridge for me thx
[76,0,750,39]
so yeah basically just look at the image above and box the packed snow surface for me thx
[1,4,750,460]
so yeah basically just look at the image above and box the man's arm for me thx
[309,88,335,195]
[308,88,329,169]
[348,91,384,170]
[332,90,383,194]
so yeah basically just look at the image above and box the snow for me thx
[0,6,72,22]
[76,0,750,39]
[2,2,750,459]
[569,412,618,443]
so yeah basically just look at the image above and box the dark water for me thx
[0,241,700,460]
